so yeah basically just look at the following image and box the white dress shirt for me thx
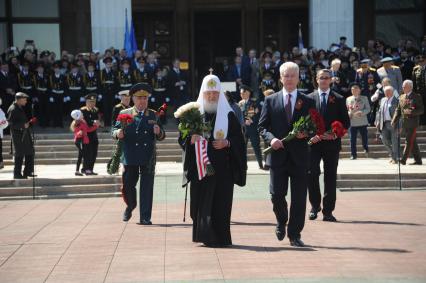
[318,88,331,108]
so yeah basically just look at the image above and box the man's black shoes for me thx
[138,220,152,225]
[323,214,337,222]
[122,207,132,222]
[275,225,286,241]
[309,207,321,220]
[14,175,27,179]
[289,238,305,247]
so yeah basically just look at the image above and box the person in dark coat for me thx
[258,62,315,247]
[7,92,35,179]
[112,83,166,224]
[111,90,131,124]
[179,74,247,247]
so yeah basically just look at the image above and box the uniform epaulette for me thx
[148,108,157,114]
[391,65,399,69]
[114,103,122,108]
[369,67,376,71]
[80,106,88,111]
[356,68,363,73]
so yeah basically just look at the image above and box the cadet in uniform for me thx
[33,62,49,127]
[17,60,34,118]
[84,61,101,119]
[238,85,264,169]
[80,94,101,175]
[112,83,166,224]
[117,59,134,103]
[412,54,426,125]
[133,57,152,85]
[7,92,35,179]
[111,90,131,123]
[67,61,84,112]
[152,67,168,118]
[100,57,117,127]
[49,61,67,127]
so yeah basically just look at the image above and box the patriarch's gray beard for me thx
[204,101,218,114]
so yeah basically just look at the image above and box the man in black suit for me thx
[307,69,350,222]
[227,56,251,101]
[258,62,315,247]
[166,58,189,108]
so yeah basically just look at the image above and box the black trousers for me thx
[103,89,115,127]
[14,154,34,177]
[82,136,98,172]
[38,92,48,127]
[75,140,90,172]
[308,143,340,215]
[122,165,155,221]
[269,166,307,240]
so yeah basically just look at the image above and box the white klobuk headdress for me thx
[196,74,233,139]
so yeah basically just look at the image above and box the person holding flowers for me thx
[307,69,350,223]
[258,62,315,247]
[112,83,166,225]
[177,74,246,247]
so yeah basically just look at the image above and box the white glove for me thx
[49,97,54,103]
[165,97,170,102]
[80,97,85,102]
[151,97,156,102]
[98,94,103,101]
[33,97,39,103]
[115,94,119,99]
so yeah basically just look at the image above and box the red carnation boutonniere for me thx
[328,95,336,104]
[295,99,303,110]
[29,117,37,125]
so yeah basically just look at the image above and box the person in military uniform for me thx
[259,70,277,102]
[298,64,314,94]
[377,57,403,94]
[49,61,67,127]
[84,61,101,119]
[117,59,134,103]
[412,54,426,125]
[7,92,35,179]
[33,62,49,127]
[111,90,131,123]
[112,83,166,224]
[100,57,117,127]
[80,94,101,175]
[133,57,152,85]
[67,61,84,112]
[152,67,168,121]
[391,80,424,165]
[238,85,264,169]
[355,59,381,125]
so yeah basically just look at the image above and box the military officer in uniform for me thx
[17,60,34,118]
[100,57,117,127]
[377,57,403,94]
[49,61,67,127]
[67,61,84,111]
[112,83,166,224]
[7,92,35,179]
[412,54,426,125]
[33,62,49,127]
[112,90,131,123]
[133,57,152,85]
[80,94,101,175]
[84,61,101,119]
[391,80,424,165]
[238,85,264,169]
[117,59,134,103]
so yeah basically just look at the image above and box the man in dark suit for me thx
[227,56,251,100]
[167,58,189,108]
[0,60,17,115]
[307,69,350,222]
[258,62,315,247]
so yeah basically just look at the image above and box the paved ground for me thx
[0,174,425,282]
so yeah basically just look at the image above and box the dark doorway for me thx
[193,11,241,94]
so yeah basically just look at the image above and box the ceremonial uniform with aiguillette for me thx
[100,57,117,127]
[49,61,67,127]
[67,61,84,111]
[117,59,134,103]
[80,94,99,174]
[84,62,101,113]
[112,83,165,224]
[17,61,34,118]
[7,93,34,179]
[33,62,49,127]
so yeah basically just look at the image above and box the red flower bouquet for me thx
[107,113,135,174]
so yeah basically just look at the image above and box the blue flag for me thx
[124,9,132,57]
[298,23,304,50]
[130,19,138,53]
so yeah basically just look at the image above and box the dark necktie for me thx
[285,94,292,123]
[320,93,327,115]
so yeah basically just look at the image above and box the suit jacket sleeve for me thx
[338,95,350,129]
[227,112,247,186]
[258,96,276,145]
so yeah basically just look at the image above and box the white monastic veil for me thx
[196,75,233,139]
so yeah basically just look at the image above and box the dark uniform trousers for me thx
[83,132,98,172]
[308,141,340,215]
[14,154,34,177]
[75,140,90,172]
[123,165,155,221]
[401,127,422,163]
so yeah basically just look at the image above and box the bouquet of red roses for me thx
[263,109,322,155]
[308,119,347,145]
[107,113,134,175]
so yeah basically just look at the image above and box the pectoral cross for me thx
[209,68,213,75]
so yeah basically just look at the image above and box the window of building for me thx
[13,23,60,55]
[11,0,59,18]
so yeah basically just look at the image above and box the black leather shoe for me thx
[399,159,406,165]
[122,207,132,222]
[409,161,422,165]
[24,173,37,178]
[350,156,357,160]
[309,207,321,220]
[289,238,305,247]
[275,225,285,241]
[14,175,27,179]
[323,214,337,222]
[138,220,152,225]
